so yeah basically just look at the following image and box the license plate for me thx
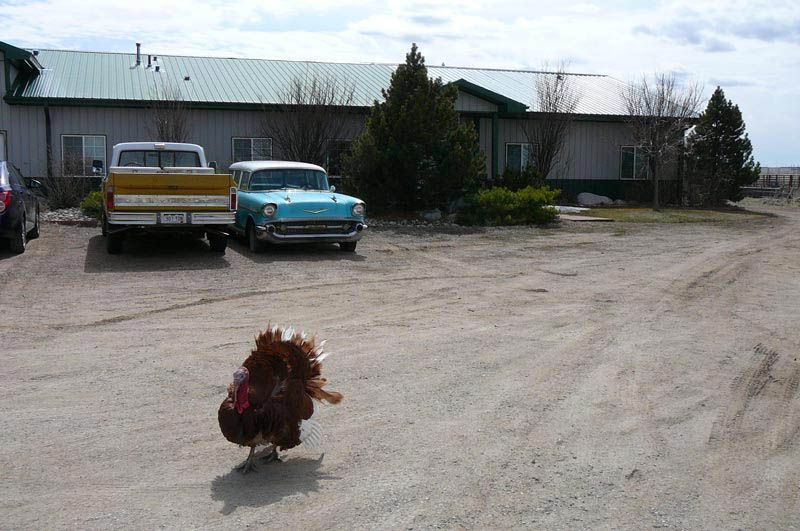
[161,213,186,224]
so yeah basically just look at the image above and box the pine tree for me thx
[345,44,484,212]
[686,87,760,206]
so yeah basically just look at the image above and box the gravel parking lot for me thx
[2,208,799,529]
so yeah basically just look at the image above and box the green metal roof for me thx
[2,44,630,116]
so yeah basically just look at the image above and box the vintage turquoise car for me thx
[228,161,366,252]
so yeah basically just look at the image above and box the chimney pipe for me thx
[147,54,152,68]
[135,43,141,66]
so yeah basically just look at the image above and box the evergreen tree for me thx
[345,44,485,212]
[686,87,760,206]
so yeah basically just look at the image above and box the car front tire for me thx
[339,241,357,252]
[247,222,261,253]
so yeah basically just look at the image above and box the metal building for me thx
[1,40,675,199]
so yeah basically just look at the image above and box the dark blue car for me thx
[0,161,41,254]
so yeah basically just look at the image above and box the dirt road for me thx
[2,208,799,529]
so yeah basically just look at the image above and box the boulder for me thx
[420,209,443,222]
[577,192,614,206]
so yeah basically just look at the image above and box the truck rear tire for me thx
[208,233,228,253]
[107,231,124,254]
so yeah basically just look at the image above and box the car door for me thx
[7,166,34,231]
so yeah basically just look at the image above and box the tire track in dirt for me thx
[42,271,523,332]
[708,344,800,453]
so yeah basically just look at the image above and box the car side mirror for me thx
[91,159,104,174]
[329,185,336,193]
[28,178,42,189]
[209,161,218,170]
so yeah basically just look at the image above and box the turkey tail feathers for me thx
[252,324,344,406]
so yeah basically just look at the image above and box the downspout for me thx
[491,112,499,179]
[44,105,53,178]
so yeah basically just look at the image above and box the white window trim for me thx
[231,137,272,163]
[505,142,534,172]
[61,134,106,177]
[325,139,352,178]
[619,145,650,181]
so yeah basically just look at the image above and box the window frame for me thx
[504,142,534,173]
[619,145,650,181]
[61,134,107,177]
[231,137,273,164]
[325,139,352,179]
[239,171,252,191]
[0,130,7,162]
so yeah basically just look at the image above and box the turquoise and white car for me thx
[228,161,366,252]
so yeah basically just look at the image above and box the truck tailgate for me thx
[110,172,234,211]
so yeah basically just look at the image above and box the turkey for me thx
[218,325,343,473]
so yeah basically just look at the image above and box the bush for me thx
[42,175,100,209]
[458,185,559,226]
[500,165,544,191]
[79,190,104,218]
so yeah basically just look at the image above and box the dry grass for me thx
[576,207,768,223]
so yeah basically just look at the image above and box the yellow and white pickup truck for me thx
[100,142,236,254]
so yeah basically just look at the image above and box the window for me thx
[239,171,252,191]
[118,150,201,168]
[0,131,6,161]
[232,138,272,163]
[505,143,533,173]
[620,146,649,180]
[325,140,352,178]
[62,135,106,177]
[249,169,329,191]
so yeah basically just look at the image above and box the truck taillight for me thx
[106,187,114,210]
[230,187,237,211]
[0,190,10,214]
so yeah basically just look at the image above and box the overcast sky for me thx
[1,0,797,165]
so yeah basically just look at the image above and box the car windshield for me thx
[249,169,330,191]
[118,150,202,168]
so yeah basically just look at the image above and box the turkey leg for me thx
[235,446,258,474]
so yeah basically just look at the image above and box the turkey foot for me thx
[235,447,258,474]
[259,446,281,463]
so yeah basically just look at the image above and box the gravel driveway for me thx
[2,208,799,529]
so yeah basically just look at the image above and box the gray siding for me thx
[0,52,47,175]
[45,107,365,176]
[456,91,497,113]
[496,117,678,181]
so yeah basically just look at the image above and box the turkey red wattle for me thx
[234,380,250,414]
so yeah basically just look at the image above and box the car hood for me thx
[254,190,363,219]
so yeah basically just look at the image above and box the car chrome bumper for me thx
[108,211,235,225]
[255,222,367,243]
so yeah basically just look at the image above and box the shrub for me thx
[41,175,99,209]
[80,190,104,218]
[500,165,544,191]
[458,185,559,226]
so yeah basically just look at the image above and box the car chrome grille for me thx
[276,221,356,235]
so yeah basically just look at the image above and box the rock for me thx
[420,209,443,222]
[577,192,614,206]
[614,199,626,205]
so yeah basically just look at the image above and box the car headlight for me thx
[262,203,277,217]
[351,202,365,217]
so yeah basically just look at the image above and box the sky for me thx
[1,0,798,166]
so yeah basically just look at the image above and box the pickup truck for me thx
[100,142,236,254]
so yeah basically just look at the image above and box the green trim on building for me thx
[453,79,528,113]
